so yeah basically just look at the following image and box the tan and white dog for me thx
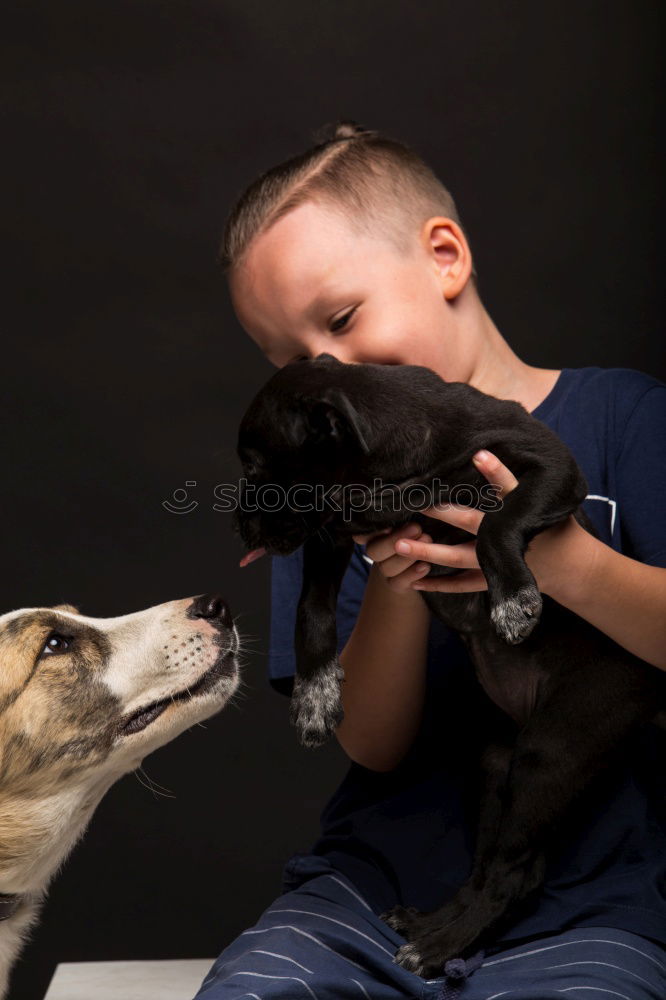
[0,591,240,998]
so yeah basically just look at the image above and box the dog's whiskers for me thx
[134,766,176,800]
[225,678,249,713]
[236,644,265,658]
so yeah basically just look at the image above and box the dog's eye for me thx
[240,450,264,480]
[40,633,72,657]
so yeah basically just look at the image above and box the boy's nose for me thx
[314,351,358,365]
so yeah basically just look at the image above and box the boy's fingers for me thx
[394,538,479,570]
[372,533,433,578]
[385,559,433,593]
[412,569,488,593]
[361,522,422,562]
[472,449,519,497]
[421,504,483,534]
[352,527,392,544]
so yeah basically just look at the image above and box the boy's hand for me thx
[388,449,584,600]
[352,523,434,594]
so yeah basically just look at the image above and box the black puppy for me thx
[234,354,662,975]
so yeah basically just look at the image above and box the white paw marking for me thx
[395,942,424,975]
[290,659,344,746]
[490,585,542,644]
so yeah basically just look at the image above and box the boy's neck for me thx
[440,300,561,414]
[472,347,561,414]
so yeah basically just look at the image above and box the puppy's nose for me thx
[189,593,233,628]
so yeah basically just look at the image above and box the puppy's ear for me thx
[52,603,80,615]
[288,390,371,454]
[323,388,371,454]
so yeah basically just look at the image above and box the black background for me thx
[1,2,663,998]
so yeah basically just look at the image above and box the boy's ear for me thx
[288,391,371,454]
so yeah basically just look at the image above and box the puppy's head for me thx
[235,355,372,555]
[0,593,240,795]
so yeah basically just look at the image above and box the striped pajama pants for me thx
[193,854,666,1000]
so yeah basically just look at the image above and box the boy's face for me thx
[229,200,474,382]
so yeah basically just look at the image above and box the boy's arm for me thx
[336,474,517,770]
[336,563,431,772]
[527,384,666,667]
[402,449,666,671]
[541,518,666,670]
[267,523,436,771]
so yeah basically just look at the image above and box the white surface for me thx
[43,959,214,999]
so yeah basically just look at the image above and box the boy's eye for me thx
[330,308,356,333]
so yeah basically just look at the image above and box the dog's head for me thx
[0,593,240,798]
[234,355,449,558]
[235,355,375,555]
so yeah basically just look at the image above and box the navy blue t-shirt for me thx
[268,367,666,947]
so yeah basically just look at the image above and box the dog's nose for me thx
[189,593,233,628]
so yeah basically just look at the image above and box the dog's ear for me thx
[52,603,80,615]
[322,388,371,454]
[288,391,371,454]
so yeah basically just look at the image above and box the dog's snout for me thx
[189,593,232,628]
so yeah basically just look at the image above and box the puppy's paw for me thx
[380,905,422,938]
[490,585,542,644]
[394,930,470,978]
[290,660,344,748]
[394,941,426,976]
[394,940,442,978]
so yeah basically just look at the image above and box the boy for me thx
[195,123,666,999]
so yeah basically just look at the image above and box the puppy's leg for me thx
[475,463,583,644]
[392,662,655,975]
[385,741,515,944]
[291,532,354,747]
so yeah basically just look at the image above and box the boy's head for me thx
[222,121,482,380]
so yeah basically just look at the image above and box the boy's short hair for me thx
[219,120,474,277]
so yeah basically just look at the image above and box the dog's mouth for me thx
[120,647,237,737]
